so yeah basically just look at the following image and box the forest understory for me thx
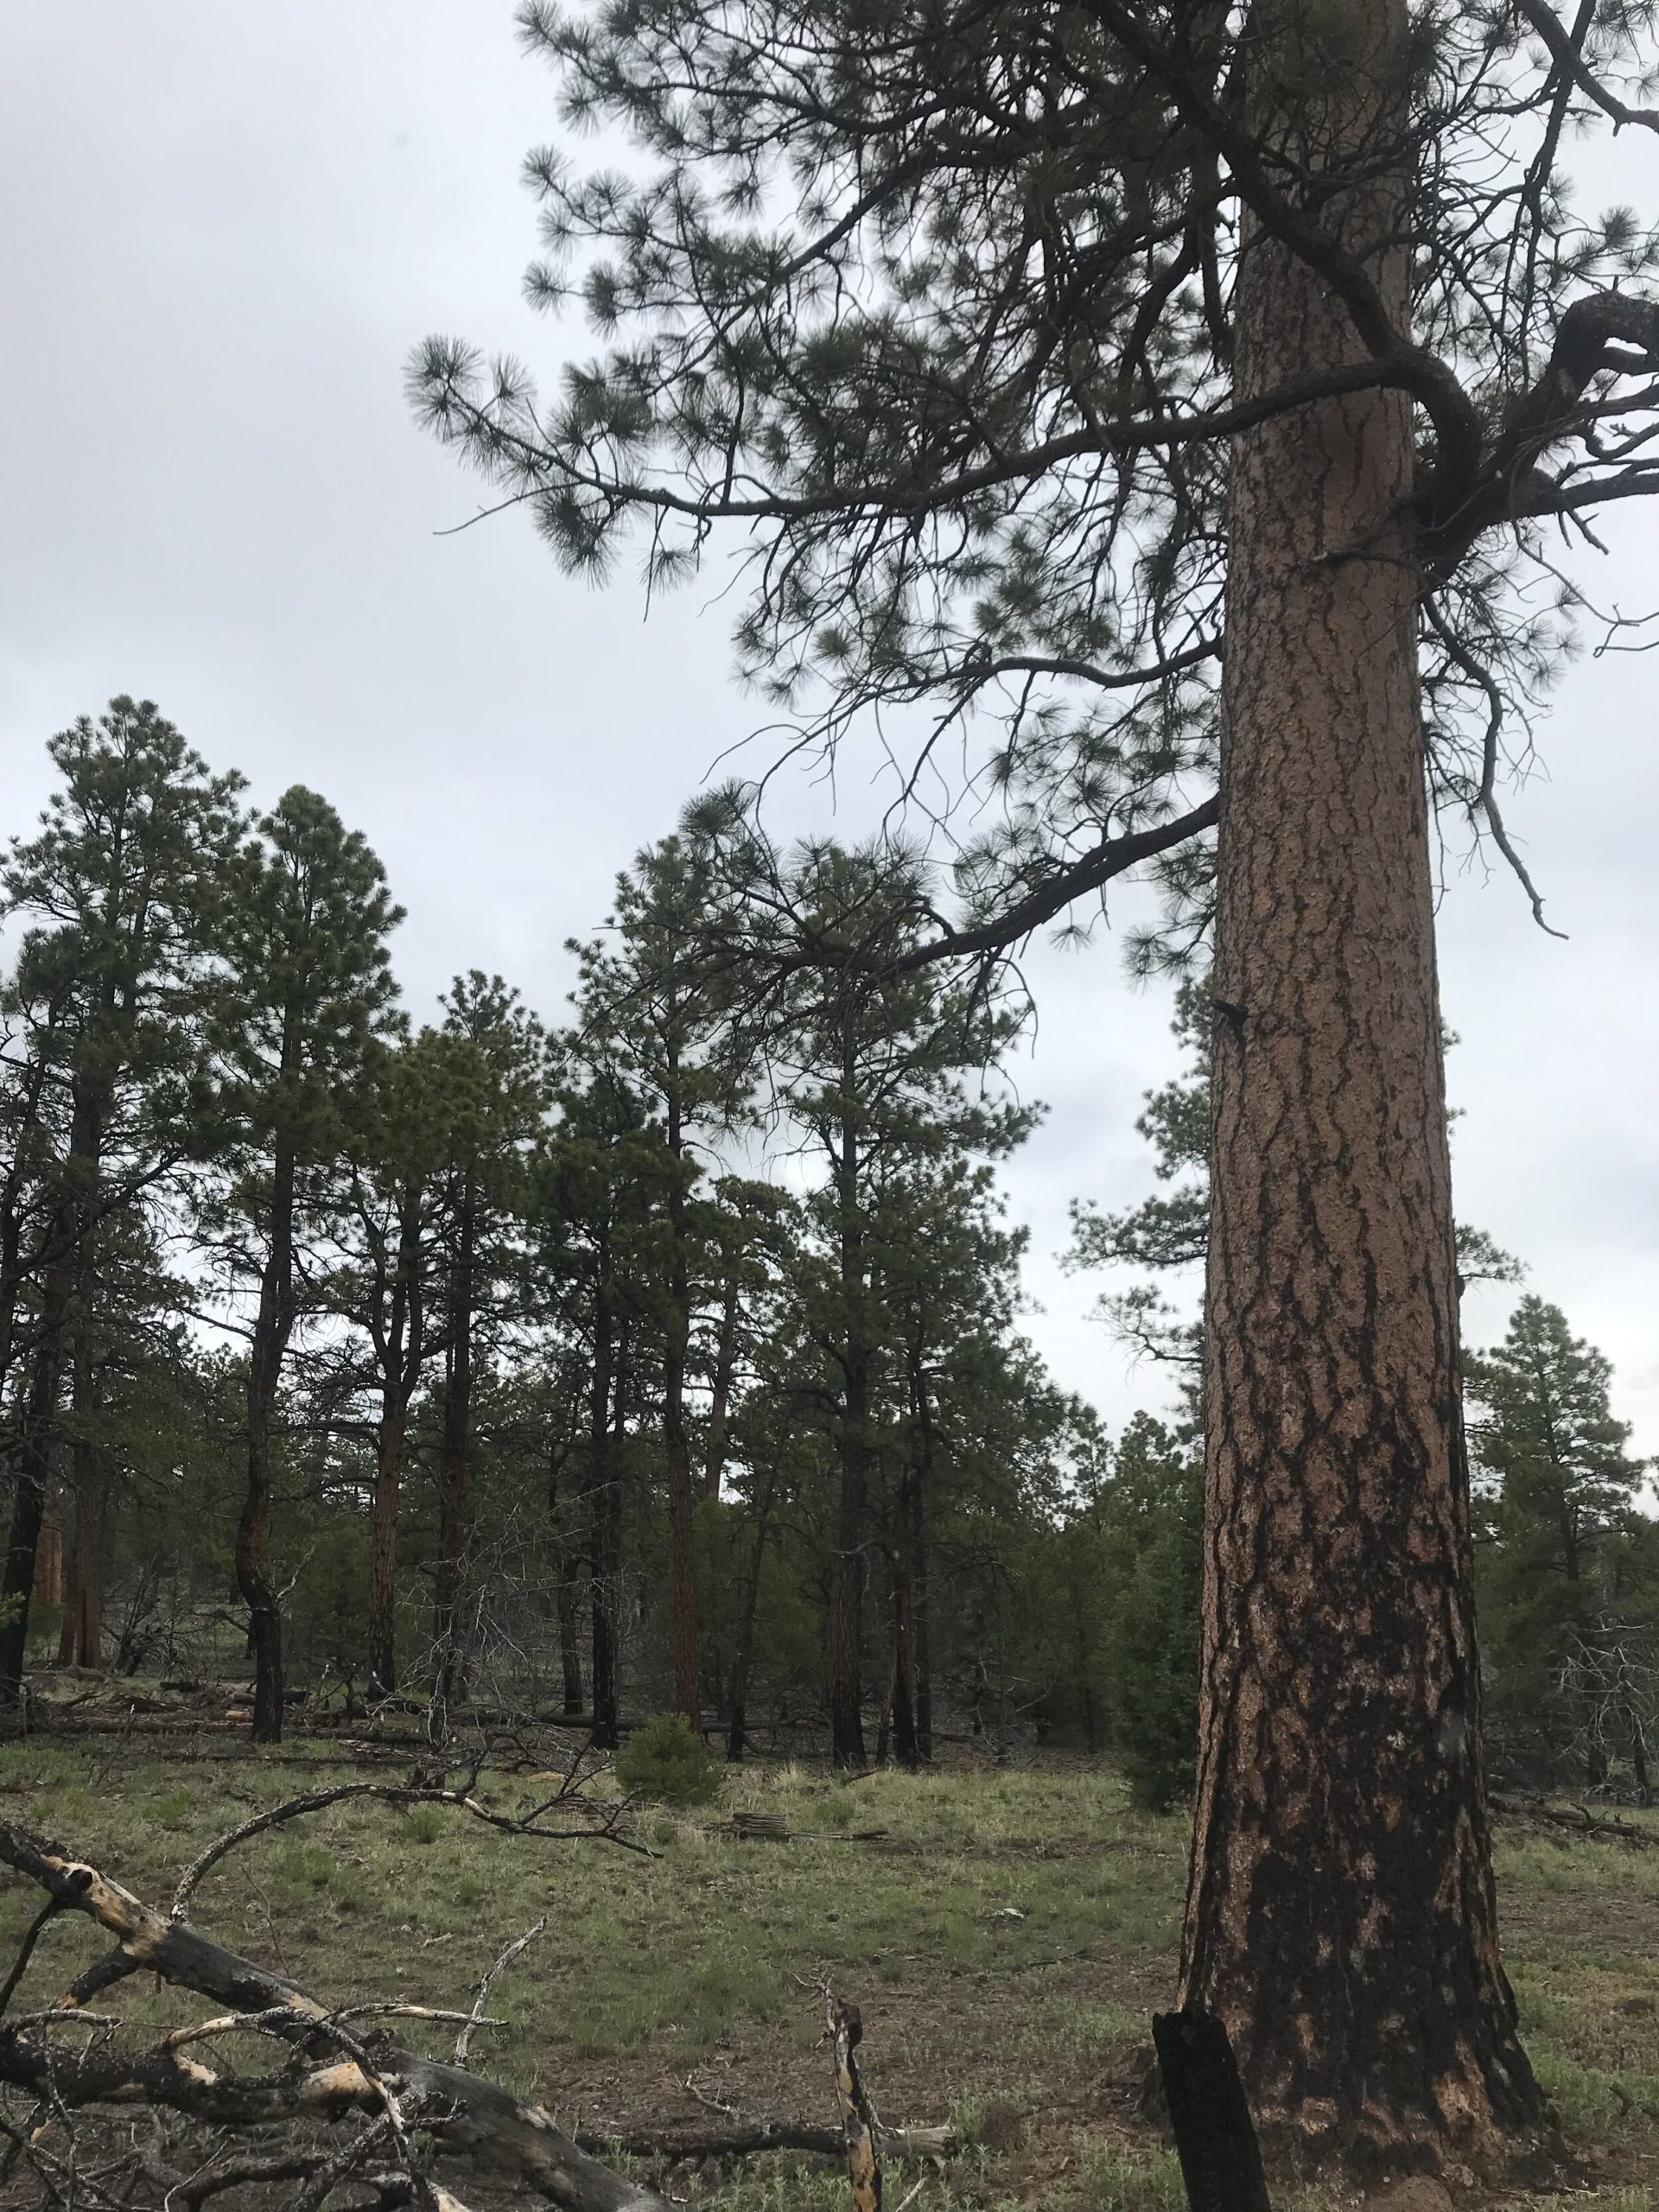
[0,1728,1656,2212]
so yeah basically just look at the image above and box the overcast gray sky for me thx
[3,3,1656,1450]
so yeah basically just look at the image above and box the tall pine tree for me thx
[409,0,1659,2149]
[210,789,400,1742]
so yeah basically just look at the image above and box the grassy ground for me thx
[2,1737,1658,2209]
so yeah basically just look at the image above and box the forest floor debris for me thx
[0,1744,1655,2207]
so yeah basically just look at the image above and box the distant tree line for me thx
[0,698,1135,1763]
[0,699,1645,1801]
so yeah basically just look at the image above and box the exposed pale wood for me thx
[826,1989,882,2212]
[0,1815,672,2212]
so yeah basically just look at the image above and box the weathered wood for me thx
[0,1815,672,2212]
[827,1991,881,2212]
[1152,2008,1272,2212]
[730,1810,789,1840]
[1490,1794,1659,1849]
[573,2120,953,2162]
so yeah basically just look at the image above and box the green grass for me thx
[8,1749,1659,2204]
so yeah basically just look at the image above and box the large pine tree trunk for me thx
[1180,0,1540,2156]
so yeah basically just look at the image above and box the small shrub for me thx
[650,1816,677,1847]
[402,1804,445,1846]
[614,1713,721,1808]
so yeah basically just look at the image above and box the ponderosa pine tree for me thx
[428,975,549,1710]
[543,1050,655,1747]
[1469,1298,1652,1780]
[764,845,1031,1765]
[334,1028,452,1700]
[572,836,751,1726]
[0,702,242,1699]
[410,0,1659,2153]
[211,790,400,1742]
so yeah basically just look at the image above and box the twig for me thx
[455,1918,544,2067]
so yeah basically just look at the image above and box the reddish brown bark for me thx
[1179,0,1540,2158]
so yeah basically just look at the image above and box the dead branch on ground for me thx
[0,1784,950,2210]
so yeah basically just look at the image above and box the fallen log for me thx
[571,2119,954,2161]
[730,1810,789,1840]
[0,1815,672,2212]
[1490,1793,1659,1848]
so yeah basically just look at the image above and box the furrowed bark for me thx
[1181,0,1541,2158]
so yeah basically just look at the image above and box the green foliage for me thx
[614,1712,721,1807]
[1471,1297,1655,1784]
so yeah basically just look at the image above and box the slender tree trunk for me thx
[904,1331,932,1762]
[556,1548,585,1717]
[57,1308,104,1669]
[366,1383,407,1700]
[704,1277,740,1501]
[0,1039,54,1411]
[589,1281,622,1752]
[663,1089,700,1725]
[824,1063,868,1770]
[726,1468,777,1764]
[0,1297,63,1707]
[545,1440,586,1716]
[0,1084,104,1709]
[1179,0,1539,2154]
[366,1193,425,1701]
[433,1178,474,1708]
[890,1544,918,1771]
[240,1145,296,1745]
[826,1345,869,1769]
